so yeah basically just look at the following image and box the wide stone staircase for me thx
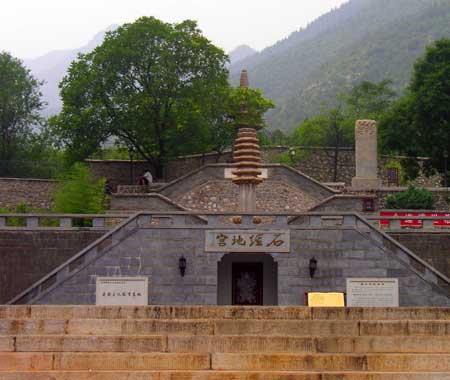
[1,306,450,379]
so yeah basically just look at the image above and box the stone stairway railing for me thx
[1,305,450,379]
[0,213,130,229]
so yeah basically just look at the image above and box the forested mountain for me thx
[230,0,450,132]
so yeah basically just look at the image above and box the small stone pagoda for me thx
[232,70,264,212]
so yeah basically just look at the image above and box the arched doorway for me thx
[217,253,278,306]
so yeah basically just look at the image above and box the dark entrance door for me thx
[232,263,263,305]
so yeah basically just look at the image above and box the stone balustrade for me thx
[367,211,450,231]
[0,213,131,229]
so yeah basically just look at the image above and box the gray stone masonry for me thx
[30,213,450,307]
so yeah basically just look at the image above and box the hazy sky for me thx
[1,0,348,59]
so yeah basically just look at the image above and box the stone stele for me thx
[351,119,382,189]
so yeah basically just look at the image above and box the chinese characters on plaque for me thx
[96,277,148,305]
[205,230,290,253]
[347,278,399,307]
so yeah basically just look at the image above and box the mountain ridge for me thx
[231,0,450,131]
[23,25,118,117]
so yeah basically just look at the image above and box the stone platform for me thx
[1,306,450,379]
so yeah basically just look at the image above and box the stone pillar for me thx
[351,119,381,189]
[239,183,257,213]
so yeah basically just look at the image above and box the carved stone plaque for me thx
[205,230,290,253]
[347,278,399,307]
[96,277,148,305]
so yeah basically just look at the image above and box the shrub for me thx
[52,163,108,217]
[384,186,435,210]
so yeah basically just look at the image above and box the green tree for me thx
[195,85,275,160]
[51,17,230,179]
[290,80,396,181]
[0,52,44,162]
[291,102,353,182]
[346,80,396,120]
[381,39,450,183]
[52,163,107,215]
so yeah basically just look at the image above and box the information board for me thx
[347,278,399,307]
[96,277,148,305]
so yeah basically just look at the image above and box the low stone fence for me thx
[0,213,131,229]
[366,211,450,231]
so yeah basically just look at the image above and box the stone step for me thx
[8,335,166,352]
[0,372,450,380]
[214,319,450,337]
[0,352,210,371]
[360,320,450,336]
[2,306,450,321]
[212,353,450,372]
[3,318,450,337]
[168,335,450,354]
[1,352,450,371]
[0,319,213,336]
[214,320,359,336]
[2,335,450,354]
[0,306,303,320]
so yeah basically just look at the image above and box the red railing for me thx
[379,211,450,229]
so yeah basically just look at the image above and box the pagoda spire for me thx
[232,70,263,212]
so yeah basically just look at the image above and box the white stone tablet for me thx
[96,277,148,305]
[347,278,399,307]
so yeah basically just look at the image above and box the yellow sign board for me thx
[307,292,345,307]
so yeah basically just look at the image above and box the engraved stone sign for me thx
[205,230,290,253]
[96,277,148,305]
[347,278,399,307]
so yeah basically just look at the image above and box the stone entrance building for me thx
[8,211,450,307]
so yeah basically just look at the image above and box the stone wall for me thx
[0,178,57,210]
[87,147,441,188]
[0,230,104,303]
[86,160,152,191]
[176,180,318,213]
[388,232,450,279]
[34,218,450,306]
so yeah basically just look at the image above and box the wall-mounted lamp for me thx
[309,257,317,278]
[179,256,187,277]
